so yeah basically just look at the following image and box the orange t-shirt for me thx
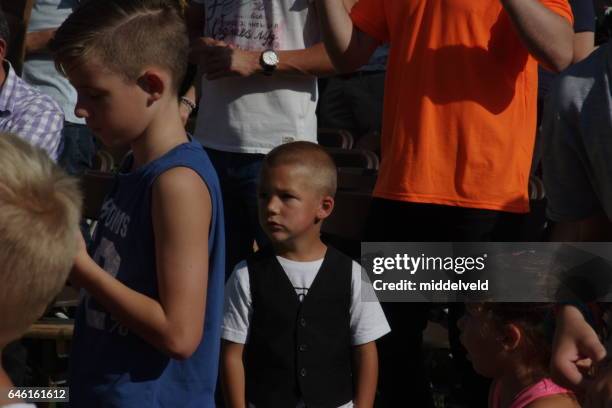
[351,0,573,213]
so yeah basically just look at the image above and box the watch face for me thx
[262,50,279,66]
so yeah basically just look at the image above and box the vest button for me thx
[299,344,308,352]
[300,368,307,377]
[299,318,306,327]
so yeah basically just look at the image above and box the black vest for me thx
[245,246,353,408]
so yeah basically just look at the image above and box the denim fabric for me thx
[58,122,97,176]
[205,148,269,279]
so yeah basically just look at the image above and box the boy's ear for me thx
[316,195,335,222]
[500,323,522,352]
[138,70,165,104]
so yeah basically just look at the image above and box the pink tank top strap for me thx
[491,378,572,408]
[491,380,502,408]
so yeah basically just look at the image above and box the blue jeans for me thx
[58,122,97,176]
[205,148,269,278]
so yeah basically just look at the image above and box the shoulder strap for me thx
[511,378,571,408]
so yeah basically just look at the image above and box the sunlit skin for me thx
[63,57,187,168]
[61,55,212,362]
[257,163,334,261]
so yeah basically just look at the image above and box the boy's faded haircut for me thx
[263,141,337,196]
[0,133,82,343]
[51,0,188,93]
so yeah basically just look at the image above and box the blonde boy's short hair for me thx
[0,133,82,343]
[263,141,338,196]
[51,0,188,93]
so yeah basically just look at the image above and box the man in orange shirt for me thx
[316,0,573,406]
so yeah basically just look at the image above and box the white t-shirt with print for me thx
[192,0,320,154]
[223,256,391,408]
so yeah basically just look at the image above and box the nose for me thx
[74,106,89,119]
[265,196,281,215]
[74,96,90,119]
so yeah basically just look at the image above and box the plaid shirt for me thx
[0,62,63,161]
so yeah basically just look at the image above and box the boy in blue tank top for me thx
[51,1,225,406]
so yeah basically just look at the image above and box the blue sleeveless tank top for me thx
[69,140,225,407]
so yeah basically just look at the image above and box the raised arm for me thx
[25,29,56,55]
[572,31,595,63]
[71,167,211,360]
[315,0,379,73]
[501,0,574,72]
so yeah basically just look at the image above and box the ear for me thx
[500,323,522,352]
[316,195,335,222]
[138,70,165,104]
[0,38,6,61]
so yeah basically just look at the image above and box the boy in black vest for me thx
[221,141,390,408]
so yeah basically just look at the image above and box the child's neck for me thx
[273,236,327,262]
[131,101,188,169]
[496,362,545,408]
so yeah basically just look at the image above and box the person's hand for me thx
[551,305,607,391]
[190,37,261,80]
[585,362,612,408]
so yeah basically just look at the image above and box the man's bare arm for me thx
[573,31,595,63]
[192,38,338,79]
[501,0,573,72]
[25,29,56,55]
[315,0,378,73]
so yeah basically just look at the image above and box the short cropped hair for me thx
[263,141,337,196]
[51,0,188,93]
[0,133,82,343]
[0,8,10,45]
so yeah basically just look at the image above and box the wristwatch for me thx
[260,49,279,76]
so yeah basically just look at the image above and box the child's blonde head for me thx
[51,0,189,94]
[0,133,82,344]
[263,141,337,197]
